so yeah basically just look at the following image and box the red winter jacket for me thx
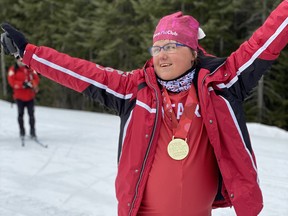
[21,1,288,215]
[8,65,39,101]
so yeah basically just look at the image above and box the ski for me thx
[32,137,48,148]
[20,136,25,147]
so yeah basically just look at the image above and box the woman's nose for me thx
[157,49,168,59]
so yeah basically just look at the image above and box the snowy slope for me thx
[0,99,287,216]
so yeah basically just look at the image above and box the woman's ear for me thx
[191,50,198,66]
[193,51,197,59]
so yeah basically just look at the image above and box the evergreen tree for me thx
[0,0,286,129]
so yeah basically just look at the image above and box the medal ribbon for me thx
[162,84,198,141]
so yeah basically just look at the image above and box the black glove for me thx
[23,81,33,89]
[1,22,28,58]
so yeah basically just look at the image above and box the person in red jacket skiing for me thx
[7,59,40,138]
[1,1,287,215]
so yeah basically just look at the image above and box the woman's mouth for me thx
[160,63,172,67]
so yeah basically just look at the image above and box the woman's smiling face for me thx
[153,40,197,80]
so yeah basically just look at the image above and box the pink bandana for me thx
[153,12,199,50]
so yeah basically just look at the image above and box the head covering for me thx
[16,59,25,67]
[153,12,205,50]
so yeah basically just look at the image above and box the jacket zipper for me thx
[200,61,227,110]
[201,61,226,91]
[128,69,160,216]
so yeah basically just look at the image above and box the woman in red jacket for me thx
[1,1,288,215]
[7,59,40,138]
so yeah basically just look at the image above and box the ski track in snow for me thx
[0,100,288,216]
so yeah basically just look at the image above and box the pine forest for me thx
[0,0,287,130]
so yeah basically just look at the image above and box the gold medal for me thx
[167,138,189,160]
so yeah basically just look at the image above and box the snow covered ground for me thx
[0,99,287,216]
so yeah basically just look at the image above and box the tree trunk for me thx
[257,0,267,122]
[1,42,7,97]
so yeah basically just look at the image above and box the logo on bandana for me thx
[153,30,178,38]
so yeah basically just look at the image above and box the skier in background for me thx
[7,59,39,138]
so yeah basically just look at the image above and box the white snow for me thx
[0,99,287,216]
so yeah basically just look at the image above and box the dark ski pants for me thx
[16,99,36,137]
